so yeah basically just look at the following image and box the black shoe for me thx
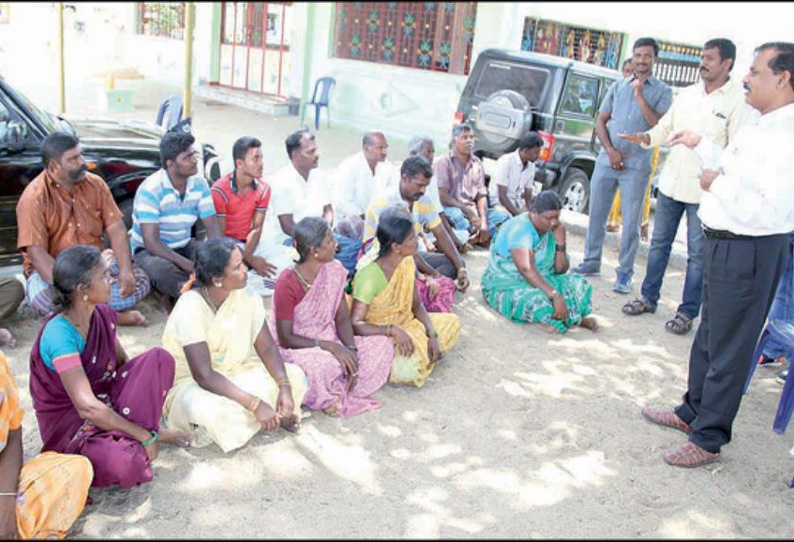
[777,369,788,386]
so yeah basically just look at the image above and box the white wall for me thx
[0,2,214,113]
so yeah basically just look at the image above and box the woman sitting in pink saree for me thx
[271,217,393,418]
[29,245,188,490]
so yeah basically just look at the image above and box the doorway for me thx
[218,2,292,98]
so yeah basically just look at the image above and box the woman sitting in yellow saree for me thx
[0,351,92,539]
[481,191,599,334]
[350,206,460,387]
[162,238,307,453]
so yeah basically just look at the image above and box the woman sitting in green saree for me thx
[481,190,598,334]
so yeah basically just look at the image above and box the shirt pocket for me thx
[704,111,729,143]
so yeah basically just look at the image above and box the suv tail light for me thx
[453,111,465,126]
[538,131,555,162]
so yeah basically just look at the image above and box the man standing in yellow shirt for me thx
[618,38,755,335]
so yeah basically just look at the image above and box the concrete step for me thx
[195,84,292,117]
[560,209,688,272]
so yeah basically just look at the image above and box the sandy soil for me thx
[4,232,794,539]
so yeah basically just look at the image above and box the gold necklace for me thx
[61,312,88,339]
[200,286,218,313]
[293,266,313,291]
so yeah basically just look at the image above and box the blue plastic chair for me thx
[743,319,794,488]
[308,77,336,130]
[155,94,184,131]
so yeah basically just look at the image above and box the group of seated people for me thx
[0,125,598,538]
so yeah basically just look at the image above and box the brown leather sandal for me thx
[665,312,693,335]
[622,298,656,316]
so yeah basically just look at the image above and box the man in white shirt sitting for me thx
[333,131,398,241]
[618,38,755,335]
[641,42,794,469]
[253,129,333,294]
[488,132,543,218]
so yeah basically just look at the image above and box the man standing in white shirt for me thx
[618,38,754,335]
[642,42,794,469]
[488,132,543,217]
[253,129,333,294]
[333,131,398,240]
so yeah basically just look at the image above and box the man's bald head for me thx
[363,131,388,164]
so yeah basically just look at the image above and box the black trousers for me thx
[675,233,789,453]
[133,239,203,299]
[421,251,457,279]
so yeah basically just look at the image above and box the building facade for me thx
[0,2,788,145]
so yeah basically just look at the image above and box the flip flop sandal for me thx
[622,298,656,316]
[665,313,693,335]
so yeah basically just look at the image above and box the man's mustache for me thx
[69,164,89,180]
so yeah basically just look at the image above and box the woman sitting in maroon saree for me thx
[271,217,393,418]
[29,245,189,489]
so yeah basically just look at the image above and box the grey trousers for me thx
[582,163,650,277]
[0,277,24,321]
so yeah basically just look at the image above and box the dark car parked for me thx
[0,74,222,267]
[454,48,625,214]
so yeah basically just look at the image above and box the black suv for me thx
[455,48,624,214]
[0,74,222,267]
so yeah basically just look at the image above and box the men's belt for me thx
[702,227,753,241]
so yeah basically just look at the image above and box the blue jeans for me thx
[763,232,794,359]
[640,191,704,319]
[334,233,362,277]
[582,163,650,277]
[443,206,510,238]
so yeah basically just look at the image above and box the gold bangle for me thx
[277,378,291,388]
[247,396,261,413]
[0,492,17,497]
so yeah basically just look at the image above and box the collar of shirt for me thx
[161,169,198,195]
[757,101,794,128]
[627,74,661,87]
[509,149,530,171]
[44,169,93,200]
[447,150,475,172]
[230,171,258,195]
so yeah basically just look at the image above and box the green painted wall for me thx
[209,2,221,82]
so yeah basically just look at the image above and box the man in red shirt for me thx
[212,136,278,295]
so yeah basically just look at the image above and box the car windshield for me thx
[1,76,67,134]
[474,61,549,106]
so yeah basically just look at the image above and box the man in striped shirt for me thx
[130,131,221,309]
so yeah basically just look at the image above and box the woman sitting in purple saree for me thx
[271,217,393,418]
[29,245,188,490]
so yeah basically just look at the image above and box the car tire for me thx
[559,167,590,214]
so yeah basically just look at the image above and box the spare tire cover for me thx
[474,90,533,151]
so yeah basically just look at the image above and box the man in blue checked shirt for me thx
[130,131,221,310]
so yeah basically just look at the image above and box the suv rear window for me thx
[474,61,550,106]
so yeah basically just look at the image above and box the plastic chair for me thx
[743,319,794,488]
[155,94,184,131]
[308,77,336,130]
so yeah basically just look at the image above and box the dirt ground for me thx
[4,232,794,539]
[2,78,792,539]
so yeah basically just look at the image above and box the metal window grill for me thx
[654,40,703,87]
[137,2,185,40]
[333,2,477,75]
[521,17,624,70]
